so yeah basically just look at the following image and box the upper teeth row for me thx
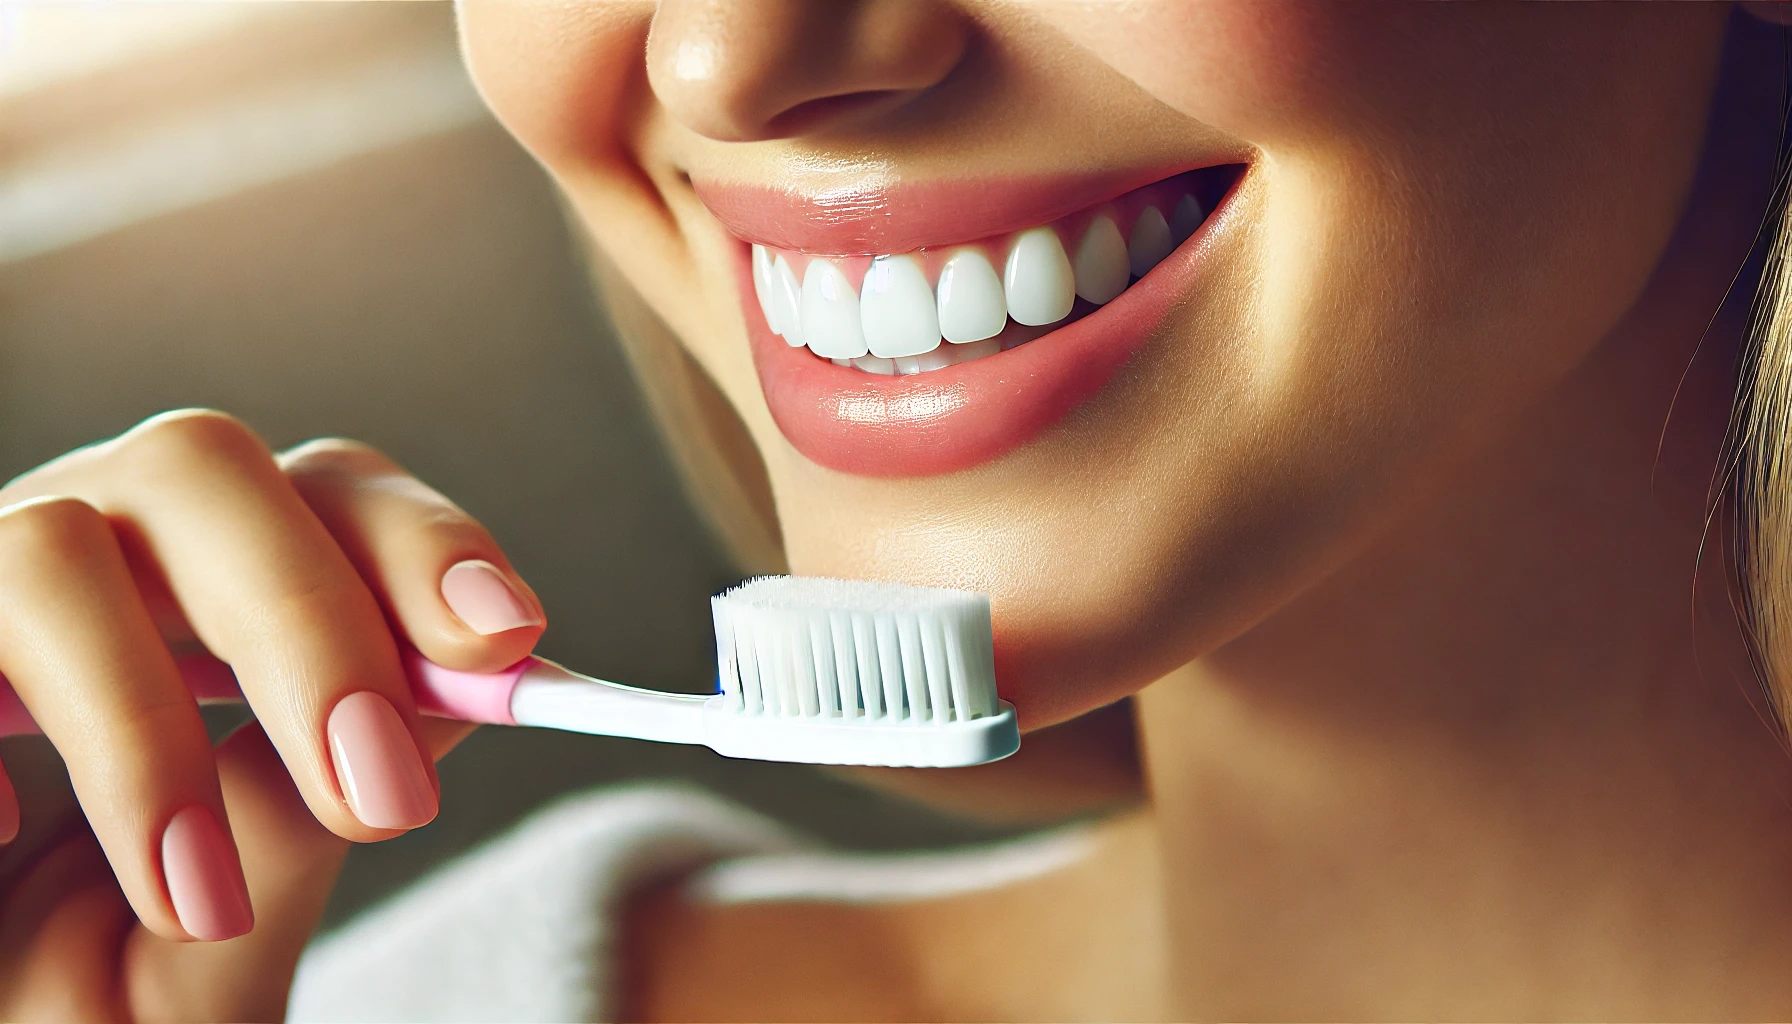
[751,194,1204,369]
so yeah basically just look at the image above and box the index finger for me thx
[277,439,546,675]
[11,411,439,841]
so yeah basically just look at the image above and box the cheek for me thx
[460,0,757,412]
[1058,0,1723,388]
[457,0,651,169]
[1025,1,1341,142]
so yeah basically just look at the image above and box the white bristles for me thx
[711,576,998,723]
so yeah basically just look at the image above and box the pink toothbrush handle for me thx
[0,648,533,737]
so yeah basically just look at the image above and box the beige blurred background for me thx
[0,1,1012,931]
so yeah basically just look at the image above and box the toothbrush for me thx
[0,576,1020,768]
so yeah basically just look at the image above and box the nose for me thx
[646,0,968,142]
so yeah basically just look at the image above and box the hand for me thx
[0,409,546,1021]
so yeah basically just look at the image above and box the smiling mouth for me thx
[699,162,1246,476]
[747,167,1239,376]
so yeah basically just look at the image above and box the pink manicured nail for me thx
[0,774,19,845]
[161,805,254,941]
[441,559,542,635]
[328,691,438,830]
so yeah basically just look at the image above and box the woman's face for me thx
[460,1,1730,728]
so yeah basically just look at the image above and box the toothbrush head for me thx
[708,576,1019,766]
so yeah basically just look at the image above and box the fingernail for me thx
[328,691,438,830]
[440,559,542,635]
[0,773,17,845]
[161,805,254,941]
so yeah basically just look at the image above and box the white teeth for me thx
[1127,206,1174,278]
[864,338,999,377]
[852,355,898,375]
[949,337,1002,363]
[935,249,1007,344]
[770,255,805,347]
[1003,226,1075,326]
[751,244,781,333]
[860,254,942,358]
[928,336,999,369]
[1170,194,1204,245]
[1072,214,1129,306]
[761,183,1212,374]
[910,346,958,372]
[800,258,870,359]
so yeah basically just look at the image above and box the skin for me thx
[1,1,1788,1020]
[0,424,537,1021]
[465,0,1739,728]
[466,1,1792,1018]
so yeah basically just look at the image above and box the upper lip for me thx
[692,164,1208,255]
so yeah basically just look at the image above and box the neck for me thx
[1138,15,1792,1019]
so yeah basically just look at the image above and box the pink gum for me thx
[764,171,1204,291]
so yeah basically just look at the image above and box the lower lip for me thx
[742,194,1230,478]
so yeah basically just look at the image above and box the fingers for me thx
[125,723,346,1022]
[122,718,479,1022]
[0,496,250,942]
[6,411,438,842]
[279,439,545,674]
[0,756,16,847]
[0,407,531,963]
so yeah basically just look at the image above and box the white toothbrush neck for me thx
[506,653,1020,768]
[508,658,709,745]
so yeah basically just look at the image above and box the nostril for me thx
[764,90,911,137]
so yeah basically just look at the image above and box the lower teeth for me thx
[824,306,1088,376]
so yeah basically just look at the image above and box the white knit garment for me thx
[287,783,1096,1023]
[286,785,799,1023]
